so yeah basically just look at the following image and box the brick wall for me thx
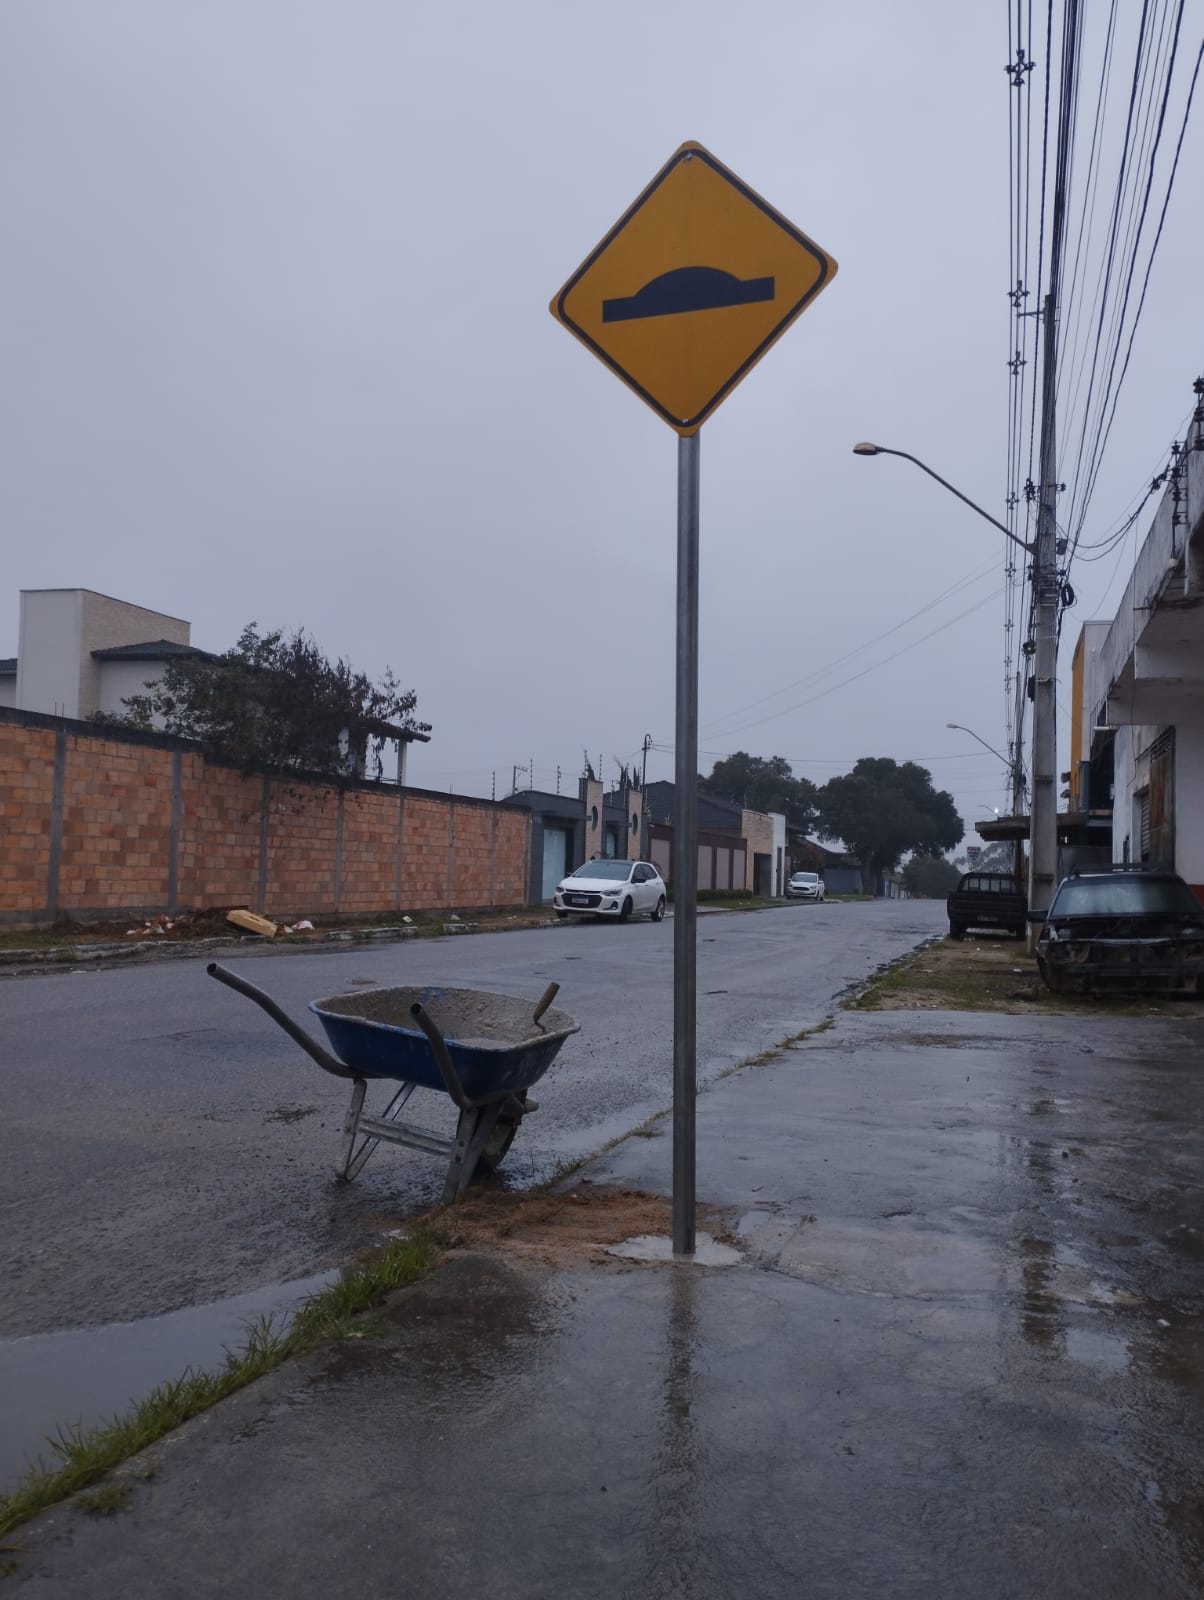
[0,709,531,929]
[0,724,56,916]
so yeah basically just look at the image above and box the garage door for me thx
[541,826,568,902]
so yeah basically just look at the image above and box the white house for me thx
[2,589,195,720]
[1074,429,1204,898]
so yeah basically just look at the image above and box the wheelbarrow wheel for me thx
[477,1110,521,1172]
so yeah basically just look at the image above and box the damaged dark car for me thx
[1035,865,1204,996]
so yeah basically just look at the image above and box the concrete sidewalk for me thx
[11,1006,1204,1599]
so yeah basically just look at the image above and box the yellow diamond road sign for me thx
[551,141,837,435]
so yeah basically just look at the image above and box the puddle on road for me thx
[0,1269,335,1491]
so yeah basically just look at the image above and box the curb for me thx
[0,895,849,972]
[0,919,564,972]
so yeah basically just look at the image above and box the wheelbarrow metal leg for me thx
[442,1101,508,1205]
[339,1079,420,1182]
[337,1079,369,1180]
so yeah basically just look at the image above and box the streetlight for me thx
[854,440,1056,930]
[945,721,1015,773]
[852,444,1033,556]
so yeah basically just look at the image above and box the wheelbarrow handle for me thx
[207,962,354,1080]
[408,1001,477,1112]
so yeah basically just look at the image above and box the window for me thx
[569,860,633,881]
[1052,875,1202,918]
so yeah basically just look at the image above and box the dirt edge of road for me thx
[847,931,1204,1018]
[0,893,836,972]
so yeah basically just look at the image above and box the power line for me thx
[1068,27,1203,558]
[701,558,998,739]
[698,586,1005,744]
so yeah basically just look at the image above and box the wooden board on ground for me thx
[226,910,278,938]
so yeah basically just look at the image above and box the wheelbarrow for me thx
[207,963,579,1203]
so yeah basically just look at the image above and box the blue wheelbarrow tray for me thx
[309,985,579,1100]
[207,964,578,1203]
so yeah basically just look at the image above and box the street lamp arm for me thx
[853,444,1033,556]
[945,722,1010,767]
[946,723,1027,801]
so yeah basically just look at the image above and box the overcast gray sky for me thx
[3,2,1201,841]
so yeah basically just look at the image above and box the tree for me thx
[702,752,818,832]
[103,623,430,780]
[901,855,962,898]
[815,757,963,894]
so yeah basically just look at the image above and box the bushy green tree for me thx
[702,752,818,831]
[816,758,963,894]
[901,855,962,898]
[103,623,429,779]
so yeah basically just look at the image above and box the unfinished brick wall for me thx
[183,756,261,908]
[57,734,176,911]
[0,724,56,916]
[0,710,531,929]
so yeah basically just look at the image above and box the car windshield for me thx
[568,861,632,881]
[791,874,818,884]
[1051,875,1204,918]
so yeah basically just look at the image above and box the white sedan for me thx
[553,859,667,922]
[786,871,826,901]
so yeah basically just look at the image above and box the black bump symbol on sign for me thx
[602,266,775,324]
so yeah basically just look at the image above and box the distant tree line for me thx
[702,751,964,894]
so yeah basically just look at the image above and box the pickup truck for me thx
[946,872,1027,940]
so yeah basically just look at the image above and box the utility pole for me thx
[1029,290,1060,929]
[1028,0,1077,932]
[640,735,653,860]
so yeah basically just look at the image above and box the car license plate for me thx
[569,895,589,907]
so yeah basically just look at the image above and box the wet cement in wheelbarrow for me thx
[314,986,577,1046]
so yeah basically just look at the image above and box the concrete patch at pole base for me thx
[605,1231,742,1266]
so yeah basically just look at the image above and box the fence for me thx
[0,708,530,928]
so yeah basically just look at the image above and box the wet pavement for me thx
[0,900,944,1339]
[0,1269,334,1488]
[9,1004,1204,1598]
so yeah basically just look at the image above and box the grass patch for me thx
[844,935,1203,1017]
[76,1481,134,1518]
[0,1228,440,1541]
[0,930,85,952]
[712,1016,835,1081]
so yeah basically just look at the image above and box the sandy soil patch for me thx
[414,1182,731,1271]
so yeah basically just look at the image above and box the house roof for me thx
[90,639,209,661]
[0,658,15,676]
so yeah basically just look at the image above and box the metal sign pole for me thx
[672,431,700,1258]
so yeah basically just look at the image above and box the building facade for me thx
[5,589,192,721]
[1070,426,1204,897]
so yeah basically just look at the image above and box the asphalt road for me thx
[0,899,944,1338]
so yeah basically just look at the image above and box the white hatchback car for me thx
[553,859,667,922]
[786,871,826,901]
